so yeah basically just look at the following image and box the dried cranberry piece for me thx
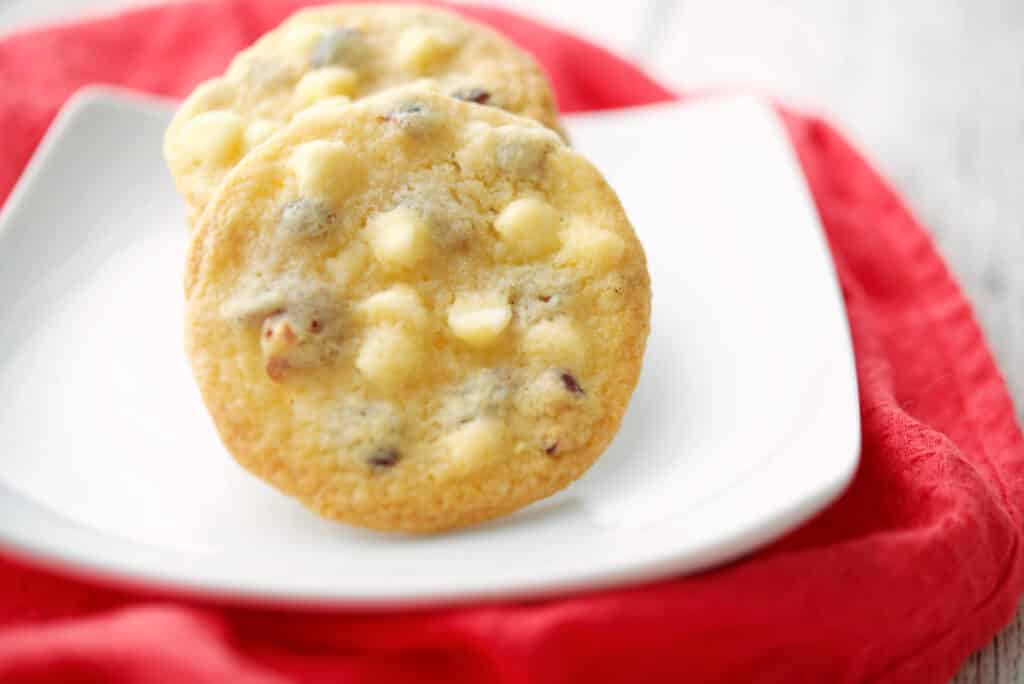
[451,87,491,105]
[368,448,401,468]
[265,357,291,382]
[559,371,584,395]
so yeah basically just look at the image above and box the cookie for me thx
[185,88,650,532]
[164,3,564,222]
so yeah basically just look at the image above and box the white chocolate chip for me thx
[395,28,456,74]
[447,292,511,348]
[282,24,326,61]
[463,120,493,139]
[244,119,281,151]
[359,285,428,329]
[172,110,245,168]
[494,125,559,176]
[522,318,585,368]
[243,59,299,96]
[291,96,352,127]
[494,198,562,261]
[294,67,358,107]
[557,223,626,272]
[366,207,431,269]
[289,140,365,205]
[355,326,424,389]
[179,79,236,119]
[326,242,370,288]
[443,417,503,475]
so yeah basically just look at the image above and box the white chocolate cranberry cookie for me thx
[164,3,563,222]
[185,89,650,532]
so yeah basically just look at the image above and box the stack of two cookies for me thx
[165,5,650,533]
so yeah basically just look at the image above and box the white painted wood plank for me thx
[647,0,1024,428]
[648,5,1024,680]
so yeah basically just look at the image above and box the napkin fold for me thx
[1,2,1022,682]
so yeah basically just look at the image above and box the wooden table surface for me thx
[3,1,1022,681]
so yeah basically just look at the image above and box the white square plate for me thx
[0,88,859,606]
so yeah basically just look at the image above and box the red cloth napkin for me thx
[2,2,1023,682]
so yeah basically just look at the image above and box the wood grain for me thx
[3,0,1023,681]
